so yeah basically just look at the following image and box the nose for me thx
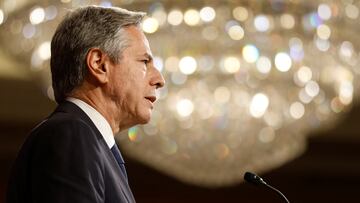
[150,66,165,89]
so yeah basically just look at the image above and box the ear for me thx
[86,48,110,84]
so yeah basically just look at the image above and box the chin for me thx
[137,113,151,124]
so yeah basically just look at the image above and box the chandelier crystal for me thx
[0,0,359,187]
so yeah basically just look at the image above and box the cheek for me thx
[111,64,148,102]
[120,80,143,103]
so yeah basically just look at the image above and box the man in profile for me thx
[7,5,164,203]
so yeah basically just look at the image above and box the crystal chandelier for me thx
[0,0,359,187]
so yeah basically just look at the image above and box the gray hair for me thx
[50,5,146,103]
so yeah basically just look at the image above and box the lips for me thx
[145,96,157,104]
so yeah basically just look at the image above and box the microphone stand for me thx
[244,172,290,203]
[263,182,290,203]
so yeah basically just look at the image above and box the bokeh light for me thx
[184,9,200,26]
[222,56,241,73]
[142,17,159,33]
[316,24,331,40]
[167,9,183,26]
[318,4,332,20]
[345,4,359,19]
[242,44,259,63]
[258,127,275,143]
[290,102,305,119]
[339,81,353,105]
[305,81,320,97]
[171,72,187,85]
[280,14,295,29]
[339,41,354,58]
[0,9,4,25]
[214,86,231,103]
[227,25,244,40]
[165,56,179,72]
[128,127,138,142]
[254,15,270,32]
[250,93,269,118]
[45,6,58,20]
[233,6,248,21]
[315,38,330,52]
[200,7,216,22]
[176,99,194,117]
[202,26,219,40]
[22,23,36,38]
[179,56,197,75]
[256,56,272,74]
[99,1,112,7]
[152,9,167,26]
[296,66,313,85]
[154,56,163,72]
[38,41,51,60]
[29,7,45,25]
[274,52,292,72]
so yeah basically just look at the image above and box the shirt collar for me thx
[66,97,115,149]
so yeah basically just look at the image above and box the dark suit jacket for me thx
[7,101,135,203]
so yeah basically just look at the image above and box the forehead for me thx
[124,26,151,55]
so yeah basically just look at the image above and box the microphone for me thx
[244,172,290,203]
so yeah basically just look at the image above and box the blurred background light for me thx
[153,56,163,72]
[290,102,305,119]
[152,9,167,26]
[29,7,45,25]
[22,23,36,39]
[280,14,295,29]
[176,99,194,117]
[305,81,320,97]
[165,56,179,72]
[296,66,313,85]
[167,9,183,25]
[202,26,219,40]
[233,6,248,22]
[0,9,4,25]
[318,4,332,20]
[250,93,269,118]
[45,6,58,20]
[179,56,197,75]
[242,44,259,63]
[142,17,159,33]
[256,56,272,74]
[345,4,359,19]
[316,24,331,40]
[227,25,244,40]
[184,9,200,26]
[214,86,231,103]
[222,56,240,73]
[274,52,292,72]
[258,127,275,143]
[200,7,216,22]
[37,41,51,60]
[1,0,359,189]
[254,15,270,32]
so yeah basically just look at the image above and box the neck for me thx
[69,86,121,134]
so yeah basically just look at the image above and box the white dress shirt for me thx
[67,97,115,149]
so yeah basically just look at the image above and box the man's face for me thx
[107,26,165,129]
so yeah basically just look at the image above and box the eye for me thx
[141,59,150,65]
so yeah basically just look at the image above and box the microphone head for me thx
[244,172,267,185]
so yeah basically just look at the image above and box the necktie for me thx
[110,144,128,179]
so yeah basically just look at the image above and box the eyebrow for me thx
[141,53,153,61]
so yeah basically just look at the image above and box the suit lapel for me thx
[53,101,135,202]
